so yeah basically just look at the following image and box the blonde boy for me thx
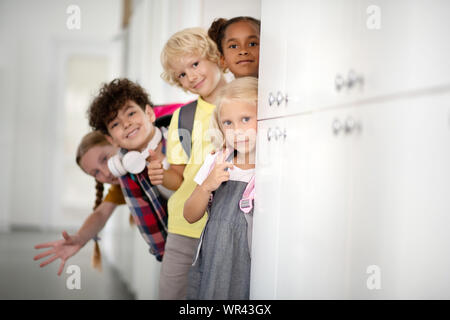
[151,28,226,299]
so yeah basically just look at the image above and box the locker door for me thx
[276,109,353,299]
[257,0,288,120]
[349,92,450,298]
[251,117,286,299]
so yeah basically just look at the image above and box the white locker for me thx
[252,93,450,299]
[251,117,286,299]
[275,110,353,299]
[253,0,450,299]
[349,92,450,299]
[258,0,450,119]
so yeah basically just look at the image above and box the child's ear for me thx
[219,55,228,72]
[145,104,156,123]
[105,134,119,148]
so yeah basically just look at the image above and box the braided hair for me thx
[76,131,134,272]
[91,180,104,271]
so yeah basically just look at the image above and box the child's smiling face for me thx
[79,144,119,185]
[105,100,156,151]
[221,21,260,78]
[219,100,258,157]
[171,53,224,103]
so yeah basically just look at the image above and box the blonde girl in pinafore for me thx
[184,76,258,299]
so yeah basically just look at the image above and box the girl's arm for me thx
[184,156,234,224]
[183,184,212,223]
[34,201,117,275]
[75,201,117,246]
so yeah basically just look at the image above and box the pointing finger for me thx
[215,150,229,164]
[217,162,233,170]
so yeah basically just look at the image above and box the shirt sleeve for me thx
[194,152,218,186]
[166,108,189,165]
[103,184,126,205]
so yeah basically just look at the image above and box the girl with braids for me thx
[208,16,260,78]
[33,131,132,276]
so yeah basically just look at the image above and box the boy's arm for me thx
[162,164,185,190]
[156,107,188,190]
[147,148,185,190]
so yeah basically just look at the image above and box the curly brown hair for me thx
[87,78,154,135]
[208,16,261,55]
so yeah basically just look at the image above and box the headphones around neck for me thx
[107,127,162,177]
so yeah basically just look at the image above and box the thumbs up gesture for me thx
[147,149,164,185]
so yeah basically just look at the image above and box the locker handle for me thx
[267,128,274,141]
[268,93,275,106]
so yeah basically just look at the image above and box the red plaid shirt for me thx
[118,139,168,261]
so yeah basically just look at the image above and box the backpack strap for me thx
[178,100,198,159]
[239,175,255,214]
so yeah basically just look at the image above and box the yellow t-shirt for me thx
[167,97,215,238]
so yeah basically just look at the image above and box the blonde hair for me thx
[210,76,259,149]
[160,27,222,88]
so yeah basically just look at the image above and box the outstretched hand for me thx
[33,231,84,276]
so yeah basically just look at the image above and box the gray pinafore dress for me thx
[187,175,254,300]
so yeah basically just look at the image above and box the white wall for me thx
[0,0,122,230]
[202,0,261,28]
[0,1,17,232]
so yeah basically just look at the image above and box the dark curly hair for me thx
[208,16,261,55]
[87,78,154,135]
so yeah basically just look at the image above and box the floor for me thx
[0,230,135,299]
